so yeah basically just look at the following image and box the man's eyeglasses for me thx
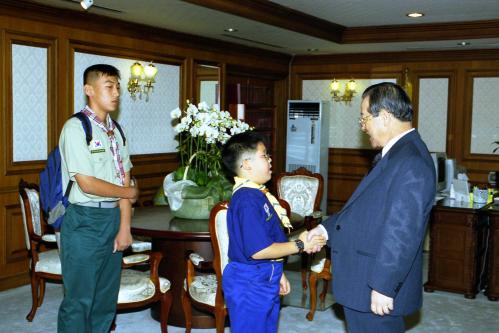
[358,114,373,126]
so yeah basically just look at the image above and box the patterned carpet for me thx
[1,253,498,332]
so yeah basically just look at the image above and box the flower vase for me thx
[164,173,222,220]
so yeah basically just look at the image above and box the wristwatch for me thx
[294,239,304,253]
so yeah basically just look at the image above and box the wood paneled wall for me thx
[2,1,499,291]
[291,51,499,214]
[0,2,290,291]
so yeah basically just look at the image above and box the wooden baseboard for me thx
[0,272,30,292]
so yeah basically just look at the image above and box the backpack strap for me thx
[71,112,92,146]
[112,119,127,146]
[71,111,126,146]
[64,181,74,198]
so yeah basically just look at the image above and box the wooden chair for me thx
[182,201,229,333]
[306,248,332,321]
[20,179,172,331]
[116,251,173,333]
[18,179,61,322]
[275,167,324,289]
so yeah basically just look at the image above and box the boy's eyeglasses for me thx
[260,154,271,161]
[239,154,271,168]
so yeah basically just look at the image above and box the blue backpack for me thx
[39,112,126,230]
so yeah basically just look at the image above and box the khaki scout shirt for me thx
[59,113,132,204]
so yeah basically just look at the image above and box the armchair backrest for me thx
[18,179,44,250]
[276,167,324,217]
[209,201,229,281]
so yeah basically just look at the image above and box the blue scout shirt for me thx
[227,187,288,264]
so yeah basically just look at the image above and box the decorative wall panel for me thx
[417,78,449,153]
[12,44,48,162]
[74,52,180,155]
[302,78,396,148]
[470,78,499,154]
[200,81,218,106]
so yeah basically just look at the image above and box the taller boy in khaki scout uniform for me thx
[57,64,138,332]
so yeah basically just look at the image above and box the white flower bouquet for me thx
[165,101,251,218]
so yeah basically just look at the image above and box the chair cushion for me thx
[41,234,57,243]
[214,209,229,273]
[279,176,319,217]
[118,269,170,304]
[25,189,42,236]
[123,253,149,265]
[34,249,61,275]
[310,248,327,273]
[131,239,152,252]
[189,252,205,266]
[184,274,224,307]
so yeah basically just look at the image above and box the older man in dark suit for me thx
[309,82,436,332]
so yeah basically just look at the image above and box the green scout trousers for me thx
[58,204,122,333]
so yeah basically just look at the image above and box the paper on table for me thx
[452,178,469,202]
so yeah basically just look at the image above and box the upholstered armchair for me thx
[116,251,173,333]
[182,201,229,333]
[276,167,324,231]
[18,179,61,322]
[275,167,324,289]
[19,179,170,331]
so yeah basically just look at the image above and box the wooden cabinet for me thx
[484,204,499,301]
[226,78,276,156]
[424,200,488,298]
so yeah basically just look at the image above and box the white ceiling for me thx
[29,0,499,55]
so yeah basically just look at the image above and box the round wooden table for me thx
[131,206,215,328]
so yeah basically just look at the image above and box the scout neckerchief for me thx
[82,106,125,185]
[233,176,292,231]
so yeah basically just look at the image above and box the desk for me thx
[424,199,488,298]
[483,204,499,301]
[131,206,215,328]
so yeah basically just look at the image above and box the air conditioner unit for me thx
[286,100,330,212]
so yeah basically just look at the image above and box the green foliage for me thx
[180,174,233,203]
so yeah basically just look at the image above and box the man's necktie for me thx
[368,152,382,174]
[372,152,382,167]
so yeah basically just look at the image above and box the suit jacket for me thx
[323,130,436,315]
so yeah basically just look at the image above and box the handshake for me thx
[298,225,328,254]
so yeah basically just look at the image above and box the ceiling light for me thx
[457,41,470,46]
[224,28,238,32]
[406,12,424,18]
[80,0,93,10]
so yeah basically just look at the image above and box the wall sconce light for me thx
[80,0,93,10]
[330,78,357,104]
[401,67,413,101]
[127,61,158,101]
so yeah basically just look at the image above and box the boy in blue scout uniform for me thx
[57,64,139,332]
[221,131,326,333]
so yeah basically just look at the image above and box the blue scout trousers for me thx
[222,261,283,333]
[58,204,122,333]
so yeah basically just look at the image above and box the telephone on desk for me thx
[435,195,446,202]
[435,190,449,202]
